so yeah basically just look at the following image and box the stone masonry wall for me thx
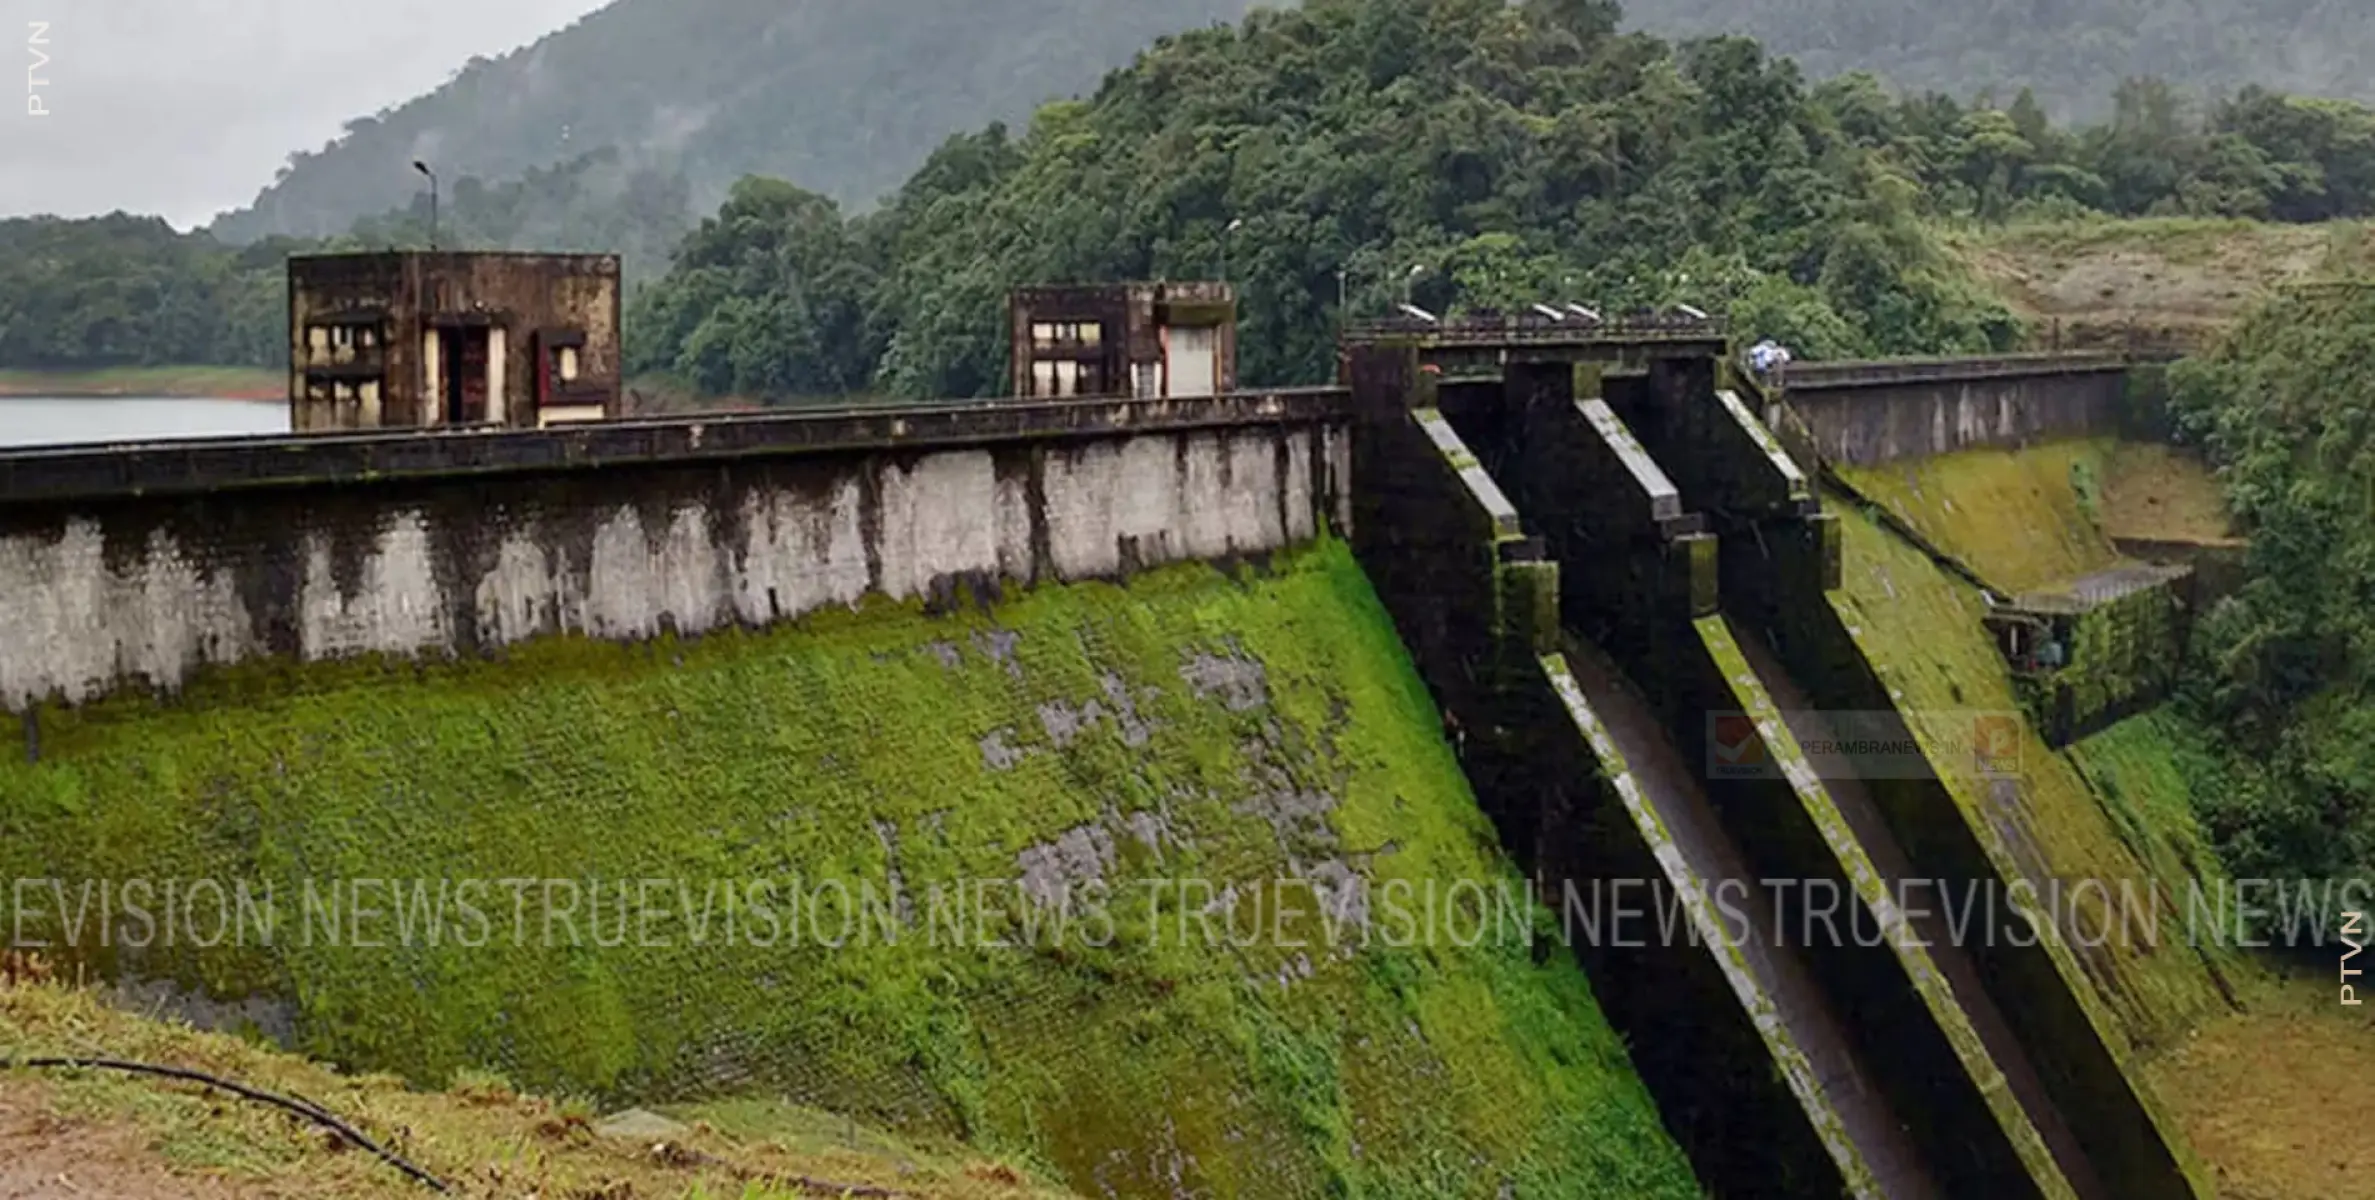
[0,422,1349,714]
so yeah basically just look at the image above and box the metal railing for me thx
[1344,310,1727,343]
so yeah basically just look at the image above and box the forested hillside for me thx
[1624,0,2375,119]
[0,216,286,371]
[2167,281,2375,916]
[0,152,693,371]
[624,0,2375,399]
[206,0,1254,243]
[16,0,2375,384]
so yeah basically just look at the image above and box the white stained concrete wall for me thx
[0,425,1339,711]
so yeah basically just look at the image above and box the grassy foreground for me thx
[0,537,1697,1198]
[0,958,1068,1199]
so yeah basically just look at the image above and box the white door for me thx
[1166,325,1216,397]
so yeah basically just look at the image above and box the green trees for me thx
[345,149,695,281]
[633,3,2027,401]
[1625,0,2375,122]
[0,152,694,372]
[0,215,268,369]
[19,0,2375,386]
[205,0,1258,244]
[1857,76,2375,224]
[2165,283,2375,906]
[624,178,884,399]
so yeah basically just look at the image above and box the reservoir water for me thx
[0,396,290,449]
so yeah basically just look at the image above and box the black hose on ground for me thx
[13,1055,448,1192]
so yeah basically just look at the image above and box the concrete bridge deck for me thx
[1344,313,1729,369]
[1782,353,2127,391]
[0,388,1352,504]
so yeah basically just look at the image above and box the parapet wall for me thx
[1785,355,2128,466]
[0,393,1350,714]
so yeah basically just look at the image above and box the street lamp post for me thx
[1405,263,1426,307]
[412,160,439,251]
[1219,218,1244,283]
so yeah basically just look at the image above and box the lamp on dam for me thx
[413,160,439,251]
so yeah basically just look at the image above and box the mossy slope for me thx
[1827,500,2240,1051]
[1834,440,2121,594]
[1,973,1072,1200]
[0,538,1697,1199]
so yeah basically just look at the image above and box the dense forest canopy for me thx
[10,0,2375,384]
[1624,0,2375,121]
[2168,282,2375,910]
[205,0,1256,243]
[624,0,2375,398]
[0,151,693,371]
[205,0,2375,248]
[0,215,285,371]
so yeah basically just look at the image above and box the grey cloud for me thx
[0,0,606,228]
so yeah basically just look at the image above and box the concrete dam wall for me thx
[1783,354,2129,467]
[0,393,1348,714]
[0,342,2234,1198]
[1344,341,2212,1199]
[0,388,1721,1195]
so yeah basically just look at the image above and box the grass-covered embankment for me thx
[0,537,1698,1198]
[1943,216,2375,354]
[0,964,1065,1199]
[1833,440,2124,594]
[1827,499,2242,1049]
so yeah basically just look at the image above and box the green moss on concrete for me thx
[1827,498,2235,1051]
[1835,440,2121,593]
[2026,581,2185,740]
[1699,617,2078,1196]
[0,538,1697,1199]
[2065,712,2237,934]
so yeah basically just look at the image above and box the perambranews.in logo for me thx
[1706,712,1769,780]
[1971,714,2023,778]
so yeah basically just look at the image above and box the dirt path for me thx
[2147,990,2375,1200]
[0,1085,247,1200]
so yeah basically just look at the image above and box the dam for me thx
[0,297,2230,1197]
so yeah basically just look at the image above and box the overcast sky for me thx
[1,0,609,229]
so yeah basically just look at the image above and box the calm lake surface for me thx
[0,396,291,449]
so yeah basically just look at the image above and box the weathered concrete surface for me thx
[1734,627,2102,1200]
[0,419,1348,713]
[1651,380,2211,1200]
[1342,342,1871,1198]
[1786,357,2127,466]
[1553,640,1935,1200]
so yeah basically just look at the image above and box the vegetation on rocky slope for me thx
[2165,281,2375,927]
[0,963,1071,1199]
[0,539,1698,1198]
